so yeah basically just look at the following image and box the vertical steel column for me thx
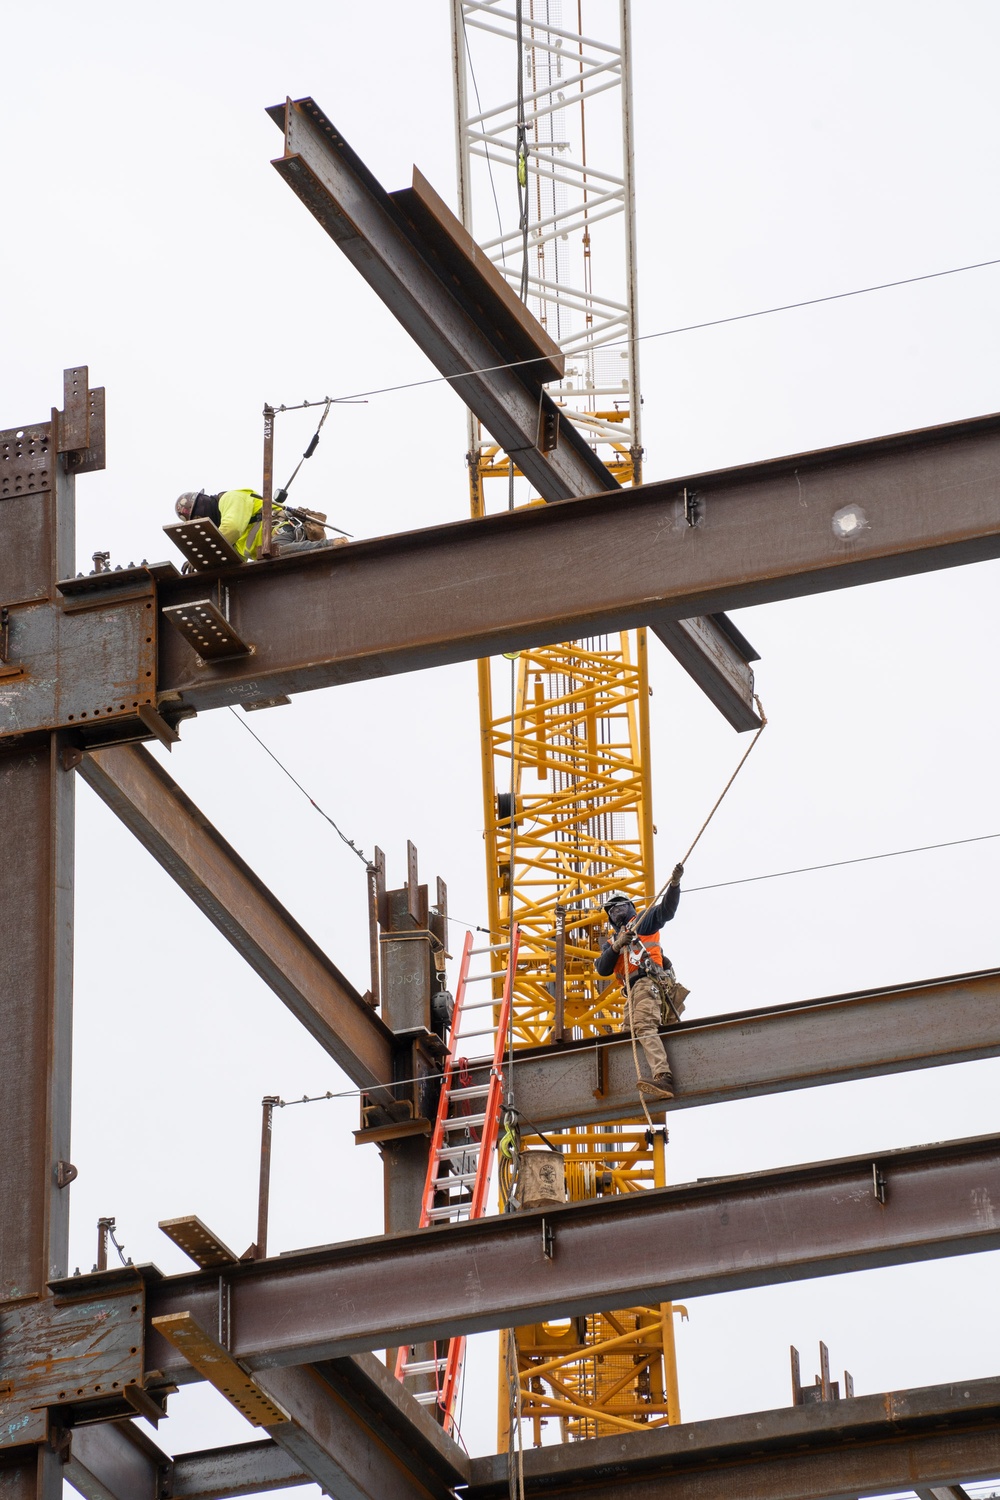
[0,382,79,1500]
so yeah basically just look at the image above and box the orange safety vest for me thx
[614,930,663,986]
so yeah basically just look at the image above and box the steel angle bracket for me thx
[163,519,243,573]
[162,599,253,662]
[152,1312,289,1427]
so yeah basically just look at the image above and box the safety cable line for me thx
[226,707,370,866]
[321,253,1000,408]
[682,830,1000,895]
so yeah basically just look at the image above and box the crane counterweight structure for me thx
[452,0,683,1441]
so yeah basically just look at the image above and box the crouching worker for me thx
[595,869,690,1100]
[175,489,299,559]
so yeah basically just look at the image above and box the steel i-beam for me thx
[0,370,104,1500]
[266,96,760,730]
[131,1132,1000,1377]
[137,408,1000,718]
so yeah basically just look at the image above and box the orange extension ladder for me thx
[394,924,521,1431]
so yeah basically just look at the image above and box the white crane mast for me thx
[450,0,643,490]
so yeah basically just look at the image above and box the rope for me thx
[637,695,768,927]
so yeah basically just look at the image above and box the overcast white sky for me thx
[3,2,1000,1492]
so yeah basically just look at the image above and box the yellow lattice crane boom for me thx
[452,0,684,1441]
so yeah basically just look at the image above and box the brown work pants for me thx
[621,977,670,1077]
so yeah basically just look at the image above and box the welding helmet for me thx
[175,491,200,520]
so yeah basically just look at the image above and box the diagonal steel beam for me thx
[66,1421,170,1500]
[78,743,393,1093]
[266,96,760,730]
[254,1355,468,1500]
[507,967,1000,1130]
[137,1132,1000,1377]
[466,1375,1000,1500]
[150,409,1000,716]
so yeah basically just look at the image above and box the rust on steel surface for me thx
[0,1277,144,1450]
[137,1133,1000,1376]
[508,967,1000,1129]
[79,743,394,1093]
[145,409,1000,716]
[464,1374,1000,1499]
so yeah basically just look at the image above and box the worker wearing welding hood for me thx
[595,867,689,1101]
[174,489,303,559]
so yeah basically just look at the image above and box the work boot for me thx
[638,1073,674,1100]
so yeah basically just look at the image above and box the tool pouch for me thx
[656,964,689,1022]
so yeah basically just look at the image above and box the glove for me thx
[670,862,684,886]
[611,929,629,953]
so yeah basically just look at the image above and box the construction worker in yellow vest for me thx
[595,867,688,1100]
[174,489,301,559]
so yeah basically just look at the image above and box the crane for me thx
[450,0,683,1443]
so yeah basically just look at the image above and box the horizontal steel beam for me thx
[509,967,1000,1129]
[265,98,758,728]
[79,744,393,1093]
[170,1442,308,1499]
[466,1373,1000,1500]
[153,409,1000,714]
[141,1132,1000,1376]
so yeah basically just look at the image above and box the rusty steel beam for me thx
[170,1442,308,1500]
[66,1422,169,1500]
[267,97,609,504]
[254,1355,468,1500]
[465,1374,1000,1500]
[138,1133,1000,1377]
[152,409,1000,715]
[263,99,758,728]
[78,743,394,1094]
[0,374,93,1500]
[508,967,1000,1130]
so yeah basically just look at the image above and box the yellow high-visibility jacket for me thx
[217,489,289,559]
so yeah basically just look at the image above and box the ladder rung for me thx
[401,1358,448,1375]
[442,1113,486,1129]
[448,1084,490,1099]
[464,971,509,983]
[436,1144,480,1162]
[470,943,511,955]
[457,998,502,1012]
[438,1170,479,1186]
[427,1204,472,1221]
[413,1390,443,1405]
[453,1026,497,1039]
